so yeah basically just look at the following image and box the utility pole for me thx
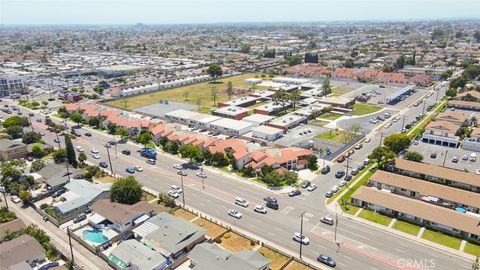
[378,132,384,147]
[1,191,9,210]
[181,175,186,207]
[67,227,75,265]
[345,157,350,178]
[401,115,406,131]
[442,149,449,167]
[105,145,114,175]
[299,212,305,260]
[422,99,427,115]
[113,135,118,158]
[334,212,339,243]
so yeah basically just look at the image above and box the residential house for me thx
[0,219,25,243]
[0,140,28,161]
[107,239,168,270]
[434,111,469,126]
[89,199,155,233]
[0,235,47,269]
[449,100,480,111]
[188,243,271,270]
[421,120,461,147]
[463,128,480,152]
[456,91,480,102]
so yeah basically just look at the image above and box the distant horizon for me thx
[1,0,479,25]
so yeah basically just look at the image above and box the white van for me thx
[234,197,249,207]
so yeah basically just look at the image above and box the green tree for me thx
[107,123,117,134]
[322,77,332,95]
[30,160,46,172]
[31,143,44,158]
[307,154,318,171]
[212,152,228,167]
[110,176,143,205]
[136,131,152,148]
[289,88,302,111]
[272,88,289,112]
[394,55,406,69]
[207,64,223,83]
[450,76,467,89]
[64,135,77,167]
[283,55,302,66]
[164,141,179,154]
[19,191,32,204]
[0,207,17,223]
[3,116,29,128]
[383,134,411,154]
[22,131,42,144]
[179,144,203,162]
[78,152,87,166]
[282,171,298,185]
[115,127,129,139]
[159,136,169,149]
[84,165,102,181]
[240,44,251,53]
[69,112,82,126]
[445,88,458,97]
[52,149,66,164]
[370,146,395,163]
[203,149,213,165]
[88,117,100,128]
[6,125,23,139]
[404,151,423,162]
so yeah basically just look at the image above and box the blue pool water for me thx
[83,230,108,244]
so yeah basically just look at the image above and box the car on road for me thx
[146,159,156,165]
[84,132,92,137]
[91,154,100,159]
[325,191,334,198]
[320,216,335,226]
[177,170,187,176]
[122,150,131,155]
[292,233,309,245]
[321,165,330,174]
[125,167,135,174]
[196,171,207,178]
[306,184,317,192]
[336,155,345,163]
[228,209,242,219]
[331,185,340,193]
[75,146,84,152]
[317,254,336,267]
[73,213,87,223]
[173,164,183,170]
[452,156,459,163]
[338,180,347,187]
[354,144,363,150]
[254,205,267,214]
[168,190,180,198]
[364,138,371,143]
[430,153,437,159]
[91,148,99,154]
[266,200,279,210]
[335,170,345,179]
[134,166,143,172]
[235,197,249,207]
[10,195,21,204]
[99,161,108,168]
[288,189,301,197]
[264,196,277,203]
[170,185,182,194]
[301,181,311,188]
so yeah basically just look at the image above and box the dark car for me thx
[430,153,437,159]
[52,188,66,198]
[108,141,116,145]
[357,164,365,171]
[99,161,108,168]
[288,189,301,197]
[344,175,353,182]
[317,254,336,267]
[28,113,34,117]
[84,132,92,137]
[301,181,311,188]
[321,165,330,174]
[266,201,279,210]
[122,150,131,155]
[126,167,135,174]
[336,155,345,163]
[335,170,345,179]
[73,213,87,223]
[325,191,334,198]
[263,196,277,203]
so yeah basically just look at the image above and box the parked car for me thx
[331,185,340,193]
[254,205,267,214]
[336,155,345,163]
[344,175,352,182]
[177,170,188,176]
[228,209,242,219]
[52,189,66,198]
[339,180,347,187]
[75,146,84,152]
[170,185,182,194]
[321,165,330,174]
[234,197,249,207]
[84,132,92,137]
[134,166,143,172]
[288,189,301,197]
[306,184,317,192]
[173,164,183,170]
[325,191,334,198]
[354,144,363,150]
[125,167,135,174]
[10,195,21,204]
[357,164,365,170]
[73,213,87,223]
[301,181,311,188]
[99,161,108,168]
[146,159,156,165]
[263,196,277,203]
[320,216,334,226]
[91,154,100,159]
[430,153,437,159]
[452,156,459,163]
[463,155,469,161]
[350,169,359,176]
[317,254,336,267]
[90,148,99,154]
[168,190,180,198]
[292,233,309,245]
[335,170,345,179]
[122,149,131,155]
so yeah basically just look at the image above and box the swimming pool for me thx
[83,230,108,244]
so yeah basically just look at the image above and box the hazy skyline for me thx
[1,0,479,25]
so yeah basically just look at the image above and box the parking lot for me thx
[336,109,397,133]
[276,124,328,147]
[408,141,480,173]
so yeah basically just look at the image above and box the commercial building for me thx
[316,96,356,109]
[189,114,222,128]
[463,128,480,152]
[272,76,311,85]
[386,85,416,104]
[244,78,263,85]
[0,140,28,161]
[96,64,150,77]
[242,114,275,126]
[251,125,284,141]
[218,96,258,108]
[212,106,250,120]
[266,114,307,133]
[250,90,275,101]
[208,118,254,135]
[421,120,461,147]
[253,102,287,116]
[165,110,205,125]
[0,71,28,97]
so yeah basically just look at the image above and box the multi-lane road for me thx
[1,81,474,270]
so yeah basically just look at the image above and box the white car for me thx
[134,166,143,172]
[90,148,99,154]
[254,205,267,214]
[170,185,182,194]
[228,209,242,219]
[196,172,207,178]
[338,180,347,187]
[364,138,371,143]
[177,170,188,176]
[173,164,183,170]
[10,195,21,204]
[75,146,84,152]
[306,184,317,192]
[168,190,179,198]
[331,185,340,193]
[292,232,310,245]
[235,197,249,207]
[91,154,100,159]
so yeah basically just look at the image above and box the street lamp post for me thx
[181,175,186,207]
[299,212,306,259]
[378,132,384,147]
[113,135,118,158]
[442,149,449,167]
[334,212,339,243]
[105,144,114,175]
[422,99,427,115]
[67,227,75,265]
[401,115,406,131]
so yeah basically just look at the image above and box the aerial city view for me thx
[1,0,480,269]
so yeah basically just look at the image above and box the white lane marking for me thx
[344,255,353,261]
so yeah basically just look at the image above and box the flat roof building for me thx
[218,96,258,108]
[266,114,307,133]
[209,118,254,135]
[212,106,250,120]
[165,109,205,125]
[252,125,284,141]
[242,114,275,126]
[253,102,287,116]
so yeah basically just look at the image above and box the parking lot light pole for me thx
[334,212,339,243]
[422,99,427,115]
[299,212,306,260]
[401,115,406,131]
[378,132,384,147]
[105,145,114,175]
[442,149,449,167]
[181,175,186,207]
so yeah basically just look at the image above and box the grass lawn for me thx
[106,73,264,110]
[219,166,231,173]
[283,260,315,270]
[150,202,175,214]
[315,129,351,143]
[258,246,289,270]
[145,142,157,149]
[173,208,197,221]
[393,220,421,236]
[352,103,382,116]
[327,163,375,204]
[193,217,227,239]
[141,191,157,202]
[95,176,116,184]
[194,106,213,114]
[319,112,343,121]
[358,209,392,226]
[332,85,355,95]
[220,232,257,252]
[421,229,462,250]
[464,242,480,256]
[309,119,329,127]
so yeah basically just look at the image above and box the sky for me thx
[1,0,479,25]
